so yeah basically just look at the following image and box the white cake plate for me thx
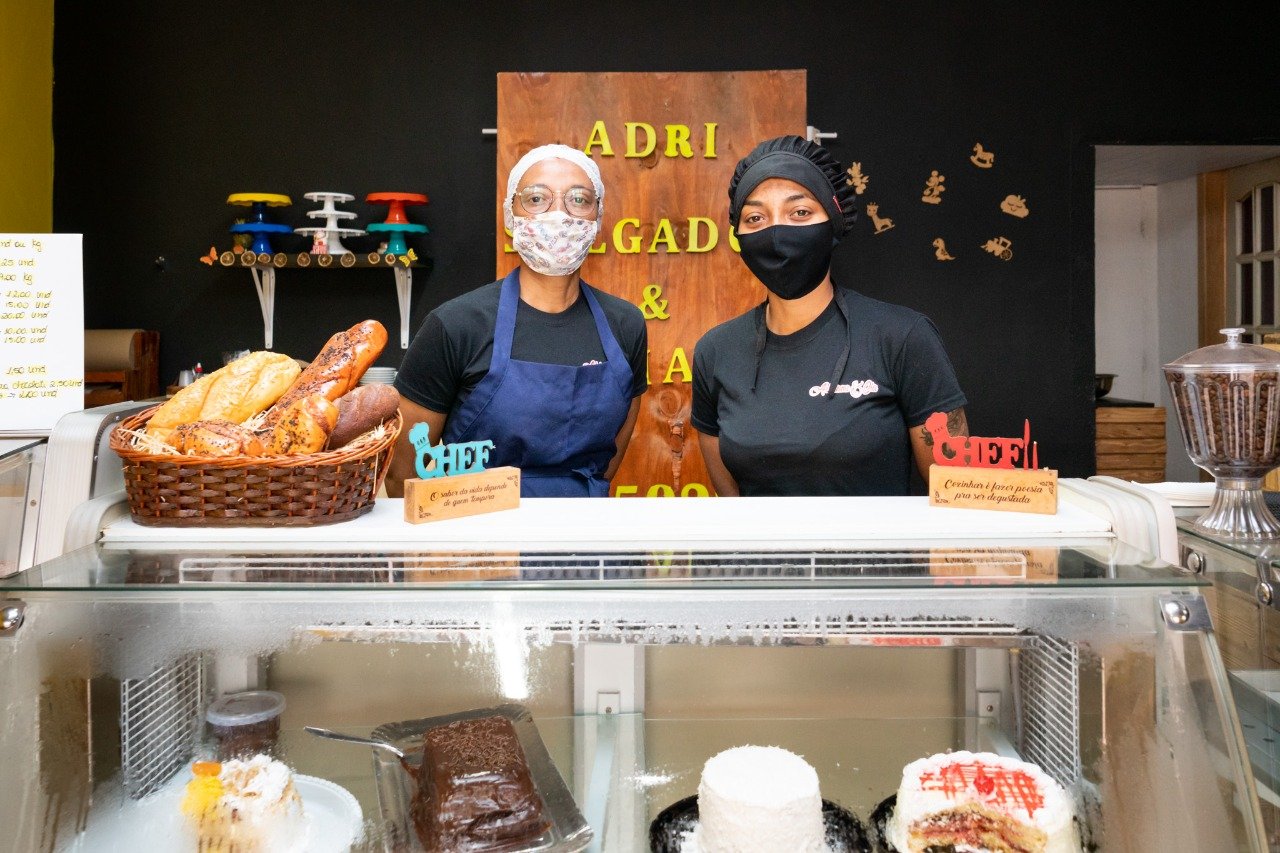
[295,226,367,255]
[64,771,363,852]
[303,191,356,204]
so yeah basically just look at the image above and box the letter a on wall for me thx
[496,70,806,496]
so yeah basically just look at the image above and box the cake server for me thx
[304,725,406,759]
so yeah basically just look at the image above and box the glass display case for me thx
[1177,513,1280,849]
[0,525,1267,852]
[0,438,45,579]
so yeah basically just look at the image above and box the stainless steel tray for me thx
[370,704,592,852]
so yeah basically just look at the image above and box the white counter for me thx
[100,494,1114,551]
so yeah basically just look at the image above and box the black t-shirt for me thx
[692,288,967,496]
[396,279,648,416]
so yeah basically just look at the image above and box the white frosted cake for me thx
[885,751,1080,853]
[686,745,826,853]
[181,755,307,852]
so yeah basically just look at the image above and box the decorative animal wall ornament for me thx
[846,162,870,195]
[921,170,946,204]
[866,203,895,235]
[970,142,995,168]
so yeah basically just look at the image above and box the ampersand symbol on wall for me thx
[639,283,670,320]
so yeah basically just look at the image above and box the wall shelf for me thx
[212,251,420,349]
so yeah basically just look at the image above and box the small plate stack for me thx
[360,366,398,386]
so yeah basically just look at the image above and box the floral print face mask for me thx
[511,211,599,276]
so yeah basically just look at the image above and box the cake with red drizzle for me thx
[410,715,549,851]
[885,750,1080,853]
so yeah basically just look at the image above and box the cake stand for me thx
[226,193,294,255]
[294,191,366,255]
[366,192,429,257]
[366,193,429,349]
[227,193,294,350]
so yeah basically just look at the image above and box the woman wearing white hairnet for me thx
[390,145,647,497]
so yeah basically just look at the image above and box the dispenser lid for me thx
[1164,328,1280,369]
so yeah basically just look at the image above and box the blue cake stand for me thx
[230,222,294,256]
[367,222,428,256]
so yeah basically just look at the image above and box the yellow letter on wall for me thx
[625,122,657,158]
[665,124,693,158]
[664,347,692,384]
[687,217,718,252]
[647,218,679,254]
[584,120,614,156]
[613,218,642,254]
[704,123,718,158]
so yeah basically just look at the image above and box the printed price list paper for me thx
[0,234,84,432]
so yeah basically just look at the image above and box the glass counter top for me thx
[0,538,1201,593]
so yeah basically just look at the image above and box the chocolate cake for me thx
[410,714,549,851]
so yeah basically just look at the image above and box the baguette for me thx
[146,352,300,445]
[171,420,264,457]
[263,393,339,455]
[328,384,401,449]
[264,320,387,428]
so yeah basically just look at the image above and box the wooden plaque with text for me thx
[497,71,805,497]
[928,465,1059,515]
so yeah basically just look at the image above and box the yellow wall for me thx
[0,0,54,232]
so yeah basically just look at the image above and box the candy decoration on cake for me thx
[293,191,366,255]
[688,746,827,853]
[227,193,294,256]
[366,191,429,256]
[884,751,1081,853]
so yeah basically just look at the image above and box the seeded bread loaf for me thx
[146,352,300,446]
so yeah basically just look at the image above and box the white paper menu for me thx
[0,234,84,433]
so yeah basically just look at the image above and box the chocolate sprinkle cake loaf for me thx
[410,714,549,851]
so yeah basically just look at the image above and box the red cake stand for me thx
[366,192,429,350]
[366,192,429,225]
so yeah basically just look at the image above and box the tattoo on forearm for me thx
[947,408,969,437]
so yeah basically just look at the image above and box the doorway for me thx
[1094,146,1280,482]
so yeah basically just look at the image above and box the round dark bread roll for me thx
[329,384,401,449]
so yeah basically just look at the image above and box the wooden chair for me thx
[84,329,160,408]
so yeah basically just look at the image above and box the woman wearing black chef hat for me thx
[691,136,968,496]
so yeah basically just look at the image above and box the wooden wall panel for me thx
[1198,170,1228,348]
[497,71,806,496]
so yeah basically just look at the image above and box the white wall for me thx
[1096,187,1160,403]
[1094,181,1200,481]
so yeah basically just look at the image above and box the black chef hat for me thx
[728,135,858,242]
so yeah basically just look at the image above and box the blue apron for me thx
[442,269,634,497]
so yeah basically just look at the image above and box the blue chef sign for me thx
[410,421,494,480]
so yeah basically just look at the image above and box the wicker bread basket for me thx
[110,406,402,526]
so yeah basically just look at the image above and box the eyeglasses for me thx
[513,185,599,218]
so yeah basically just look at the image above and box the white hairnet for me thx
[503,144,604,230]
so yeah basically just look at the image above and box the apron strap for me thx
[445,269,521,441]
[489,267,523,379]
[580,283,627,366]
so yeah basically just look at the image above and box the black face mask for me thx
[737,222,833,300]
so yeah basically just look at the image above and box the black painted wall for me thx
[52,2,1280,477]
